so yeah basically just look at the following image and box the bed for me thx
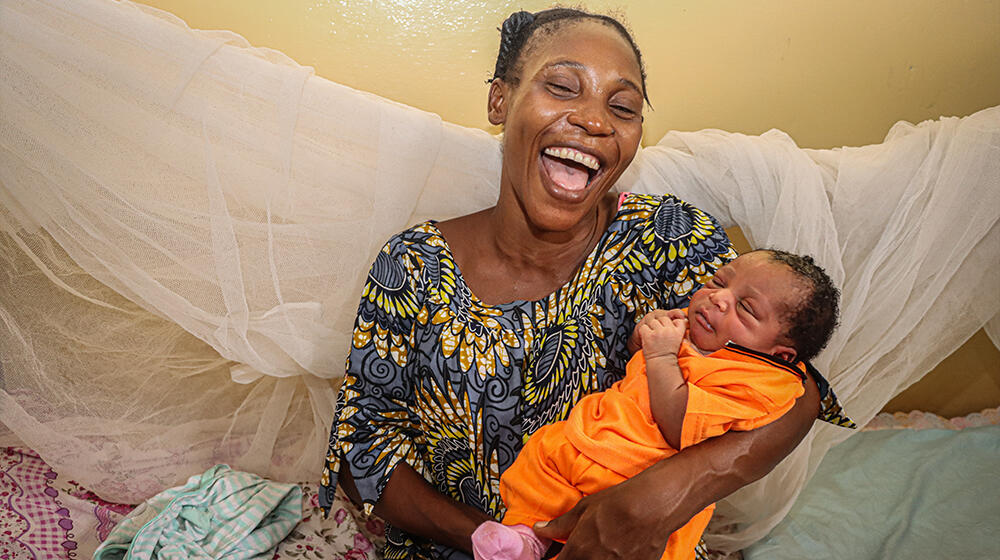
[4,406,996,559]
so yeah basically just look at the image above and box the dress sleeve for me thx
[644,194,737,310]
[320,234,425,516]
[679,362,805,450]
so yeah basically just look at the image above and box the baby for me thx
[472,249,842,560]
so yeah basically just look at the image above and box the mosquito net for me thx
[1,0,997,550]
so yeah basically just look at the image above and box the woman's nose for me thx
[567,99,613,136]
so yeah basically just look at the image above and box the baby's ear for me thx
[771,344,797,363]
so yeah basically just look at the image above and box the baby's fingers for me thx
[665,308,687,321]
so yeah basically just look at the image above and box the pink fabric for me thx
[0,447,133,559]
[472,521,549,560]
[618,191,630,210]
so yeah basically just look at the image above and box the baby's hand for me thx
[637,312,687,361]
[627,309,687,354]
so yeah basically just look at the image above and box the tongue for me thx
[542,154,590,191]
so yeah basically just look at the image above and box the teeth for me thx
[543,147,600,171]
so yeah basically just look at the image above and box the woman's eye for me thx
[547,82,575,95]
[739,301,755,317]
[611,104,638,117]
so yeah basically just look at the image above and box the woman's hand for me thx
[533,372,821,559]
[532,469,678,559]
[339,462,493,554]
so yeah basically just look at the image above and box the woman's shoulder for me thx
[374,221,451,264]
[615,192,730,247]
[616,192,718,232]
[362,221,455,304]
[383,220,444,245]
[357,221,449,328]
[612,192,735,284]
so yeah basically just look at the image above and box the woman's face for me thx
[489,20,645,232]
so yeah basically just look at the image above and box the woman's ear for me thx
[487,80,508,125]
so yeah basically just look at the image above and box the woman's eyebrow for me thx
[616,77,643,96]
[544,60,642,95]
[546,59,585,71]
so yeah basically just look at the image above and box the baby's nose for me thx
[710,290,730,312]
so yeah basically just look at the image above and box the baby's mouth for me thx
[695,310,715,333]
[541,147,600,191]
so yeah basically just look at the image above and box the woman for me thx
[321,8,827,559]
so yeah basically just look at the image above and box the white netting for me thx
[1,0,997,550]
[624,119,1000,548]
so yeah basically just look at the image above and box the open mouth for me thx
[541,146,600,192]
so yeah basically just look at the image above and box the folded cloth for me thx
[93,465,302,560]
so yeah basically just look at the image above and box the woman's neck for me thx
[487,196,609,274]
[434,191,618,305]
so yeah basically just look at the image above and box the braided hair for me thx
[490,8,649,104]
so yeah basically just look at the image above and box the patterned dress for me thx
[321,193,734,558]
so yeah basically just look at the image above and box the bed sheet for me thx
[744,407,1000,559]
[3,407,995,559]
[0,446,384,559]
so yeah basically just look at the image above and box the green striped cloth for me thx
[94,465,302,560]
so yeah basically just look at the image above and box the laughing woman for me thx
[321,8,831,559]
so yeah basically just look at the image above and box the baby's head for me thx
[687,249,840,363]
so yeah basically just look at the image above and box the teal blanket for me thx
[94,465,302,560]
[745,425,1000,559]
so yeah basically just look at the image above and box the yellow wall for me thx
[135,0,1000,149]
[134,0,1000,415]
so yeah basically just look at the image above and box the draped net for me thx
[1,0,997,551]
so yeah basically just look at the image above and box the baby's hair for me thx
[489,8,650,104]
[756,249,840,363]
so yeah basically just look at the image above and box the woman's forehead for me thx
[521,20,640,78]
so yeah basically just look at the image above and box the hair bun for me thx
[493,11,535,81]
[501,10,535,38]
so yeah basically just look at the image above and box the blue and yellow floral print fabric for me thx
[321,193,736,558]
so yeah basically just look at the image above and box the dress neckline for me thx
[423,195,632,309]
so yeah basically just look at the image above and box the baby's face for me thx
[687,252,804,362]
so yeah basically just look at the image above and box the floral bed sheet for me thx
[0,448,383,560]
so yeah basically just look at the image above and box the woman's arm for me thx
[327,234,493,554]
[340,462,493,554]
[533,372,821,559]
